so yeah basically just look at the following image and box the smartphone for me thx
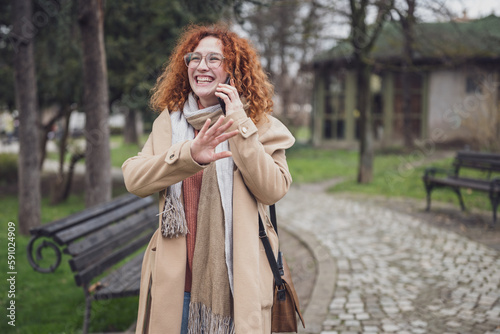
[218,76,231,115]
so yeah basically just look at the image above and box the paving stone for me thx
[339,313,355,320]
[440,308,458,316]
[410,329,426,334]
[445,321,461,328]
[363,326,379,332]
[345,320,361,327]
[410,320,427,328]
[324,319,342,327]
[382,324,400,332]
[382,307,399,314]
[356,313,370,320]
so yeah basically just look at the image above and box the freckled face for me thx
[188,36,229,108]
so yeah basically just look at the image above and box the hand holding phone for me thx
[218,76,231,115]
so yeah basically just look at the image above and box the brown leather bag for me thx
[259,205,305,332]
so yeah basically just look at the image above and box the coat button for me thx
[241,126,248,134]
[169,154,175,160]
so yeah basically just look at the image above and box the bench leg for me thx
[83,288,92,334]
[453,187,466,211]
[424,184,433,211]
[490,193,499,228]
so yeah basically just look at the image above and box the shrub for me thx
[0,153,17,184]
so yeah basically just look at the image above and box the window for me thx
[466,75,483,94]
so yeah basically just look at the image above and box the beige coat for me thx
[122,108,295,334]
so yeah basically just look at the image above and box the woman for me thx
[122,24,295,334]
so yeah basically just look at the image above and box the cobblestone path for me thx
[279,185,500,334]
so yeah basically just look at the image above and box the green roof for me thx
[315,15,500,65]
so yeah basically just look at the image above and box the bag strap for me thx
[259,204,286,301]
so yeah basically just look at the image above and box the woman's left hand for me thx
[215,79,244,116]
[190,116,239,165]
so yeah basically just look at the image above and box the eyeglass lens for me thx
[184,52,223,69]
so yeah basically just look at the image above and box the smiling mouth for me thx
[196,76,214,84]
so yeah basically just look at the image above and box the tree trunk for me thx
[39,105,64,170]
[78,0,112,207]
[401,0,416,149]
[12,0,41,235]
[123,107,139,145]
[50,106,73,204]
[356,60,374,183]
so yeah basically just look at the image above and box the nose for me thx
[197,56,209,70]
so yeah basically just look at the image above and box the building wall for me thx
[428,69,468,141]
[427,66,499,145]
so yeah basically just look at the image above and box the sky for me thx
[449,0,498,18]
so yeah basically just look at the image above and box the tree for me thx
[236,0,326,132]
[394,0,416,149]
[12,0,41,234]
[347,0,393,183]
[78,0,112,207]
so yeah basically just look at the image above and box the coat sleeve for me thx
[226,109,295,205]
[121,111,206,198]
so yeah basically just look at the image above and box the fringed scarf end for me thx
[187,302,235,334]
[160,190,189,238]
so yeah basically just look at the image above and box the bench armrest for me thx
[27,234,63,274]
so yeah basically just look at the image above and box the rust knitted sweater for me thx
[182,160,203,292]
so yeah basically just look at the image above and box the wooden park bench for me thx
[27,193,158,334]
[422,151,500,227]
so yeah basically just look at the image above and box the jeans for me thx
[181,292,190,334]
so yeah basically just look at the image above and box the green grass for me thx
[110,135,148,168]
[287,145,358,183]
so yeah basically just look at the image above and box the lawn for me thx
[286,145,493,212]
[0,141,495,333]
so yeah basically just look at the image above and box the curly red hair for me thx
[150,24,274,123]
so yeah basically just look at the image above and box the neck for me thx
[197,99,205,110]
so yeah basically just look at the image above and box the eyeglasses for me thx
[184,52,225,69]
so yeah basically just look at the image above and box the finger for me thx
[198,118,212,137]
[215,91,230,104]
[216,129,239,142]
[213,151,233,161]
[212,119,234,137]
[217,85,236,95]
[216,86,240,105]
[204,116,225,138]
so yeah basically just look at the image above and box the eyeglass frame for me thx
[183,52,225,69]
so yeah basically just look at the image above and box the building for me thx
[310,15,500,148]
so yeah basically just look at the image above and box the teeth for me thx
[197,77,213,83]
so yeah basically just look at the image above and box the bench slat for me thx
[74,231,155,287]
[54,197,154,245]
[29,193,142,238]
[66,205,157,257]
[69,210,157,272]
[426,177,491,192]
[455,151,500,172]
[93,252,144,300]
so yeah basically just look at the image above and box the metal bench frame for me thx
[422,151,500,227]
[27,193,157,334]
